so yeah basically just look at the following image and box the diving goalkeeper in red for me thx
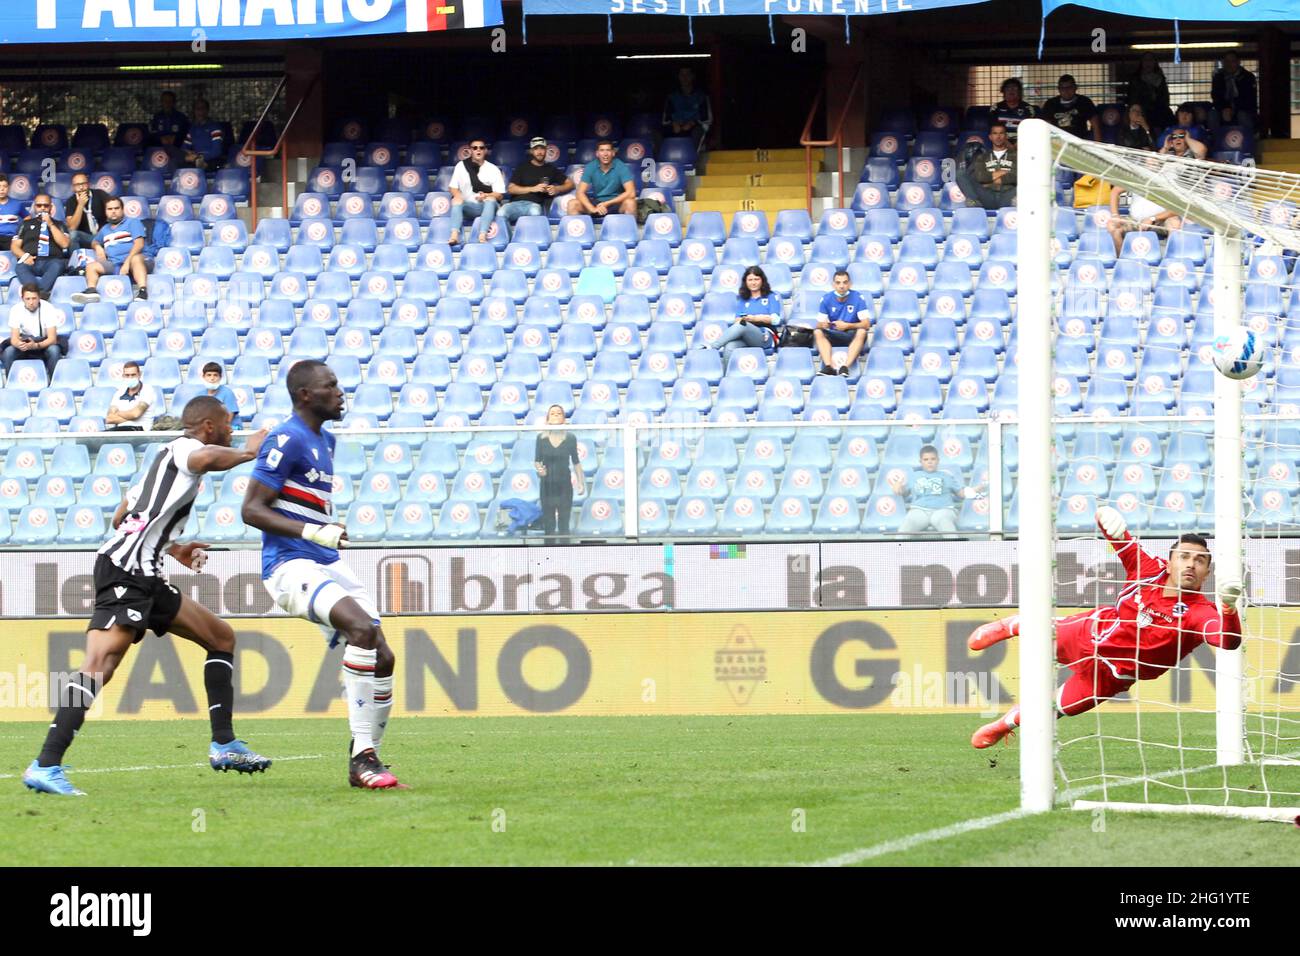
[968,506,1244,749]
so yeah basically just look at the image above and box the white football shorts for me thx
[264,558,380,646]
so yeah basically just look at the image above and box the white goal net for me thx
[1016,118,1300,822]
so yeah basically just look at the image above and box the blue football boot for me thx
[209,740,272,774]
[23,761,86,796]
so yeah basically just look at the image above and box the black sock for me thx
[37,672,101,768]
[205,651,236,745]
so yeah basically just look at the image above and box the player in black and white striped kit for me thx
[23,396,272,796]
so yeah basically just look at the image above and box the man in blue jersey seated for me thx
[813,269,871,377]
[240,359,407,790]
[71,197,148,304]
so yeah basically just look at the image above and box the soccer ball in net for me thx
[1212,327,1264,380]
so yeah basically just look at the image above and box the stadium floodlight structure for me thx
[1017,118,1300,822]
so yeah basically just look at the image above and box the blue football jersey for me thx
[818,290,870,324]
[249,413,338,578]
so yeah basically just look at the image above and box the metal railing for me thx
[800,61,865,215]
[242,73,319,229]
[1,411,1285,549]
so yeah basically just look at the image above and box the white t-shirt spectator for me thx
[110,382,159,429]
[1128,195,1166,223]
[449,160,506,197]
[8,300,62,340]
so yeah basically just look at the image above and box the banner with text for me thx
[1042,0,1299,21]
[0,1,501,45]
[520,0,988,17]
[2,538,1298,618]
[0,609,1274,720]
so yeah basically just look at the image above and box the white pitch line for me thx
[0,754,324,780]
[810,750,1300,867]
[809,808,1030,867]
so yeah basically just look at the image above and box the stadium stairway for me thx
[1259,139,1300,175]
[687,148,825,228]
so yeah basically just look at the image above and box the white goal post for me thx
[1016,118,1300,820]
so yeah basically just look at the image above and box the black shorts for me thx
[820,327,866,347]
[88,554,182,642]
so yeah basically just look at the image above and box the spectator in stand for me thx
[1106,184,1184,255]
[1125,53,1173,132]
[1160,103,1207,149]
[446,138,506,246]
[10,194,70,299]
[105,360,158,432]
[889,445,982,535]
[957,122,1017,210]
[71,197,147,304]
[534,404,584,544]
[1160,126,1208,161]
[814,269,870,377]
[149,90,190,149]
[989,78,1038,141]
[182,98,227,170]
[1211,52,1258,133]
[4,283,62,379]
[1119,104,1156,151]
[0,175,25,244]
[202,361,240,417]
[63,173,113,252]
[662,66,712,152]
[1041,74,1102,142]
[700,266,784,370]
[501,137,573,227]
[568,140,636,220]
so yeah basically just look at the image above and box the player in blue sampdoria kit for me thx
[240,359,407,790]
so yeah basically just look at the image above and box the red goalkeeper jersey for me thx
[1083,529,1243,680]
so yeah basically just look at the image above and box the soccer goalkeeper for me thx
[968,506,1244,749]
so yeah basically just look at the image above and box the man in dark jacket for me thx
[10,194,70,298]
[1211,52,1257,133]
[956,122,1017,210]
[63,173,113,251]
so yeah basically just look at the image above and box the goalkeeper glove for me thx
[1095,505,1127,540]
[1216,579,1244,613]
[301,522,346,549]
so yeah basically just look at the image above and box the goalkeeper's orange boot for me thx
[968,615,1019,652]
[971,707,1019,749]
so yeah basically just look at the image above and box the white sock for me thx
[342,645,377,757]
[372,675,394,754]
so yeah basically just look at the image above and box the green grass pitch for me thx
[2,714,1297,866]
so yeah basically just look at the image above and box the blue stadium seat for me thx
[860,490,905,534]
[669,495,716,536]
[574,265,619,303]
[850,181,892,218]
[12,504,59,545]
[658,136,697,170]
[729,211,770,247]
[249,218,292,254]
[213,168,250,203]
[765,494,813,533]
[1162,228,1207,265]
[904,156,944,189]
[556,214,596,250]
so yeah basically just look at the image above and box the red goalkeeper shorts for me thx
[1054,610,1135,716]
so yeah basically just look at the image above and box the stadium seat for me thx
[252,217,293,253]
